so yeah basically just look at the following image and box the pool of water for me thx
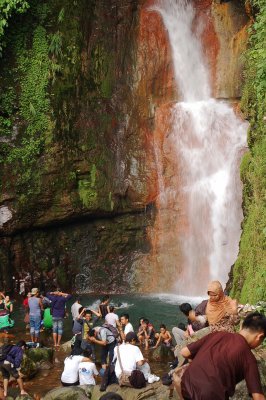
[2,293,205,397]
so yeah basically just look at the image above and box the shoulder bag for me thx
[117,345,132,387]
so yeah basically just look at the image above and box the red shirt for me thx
[181,331,263,400]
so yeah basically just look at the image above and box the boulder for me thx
[20,355,38,379]
[91,382,177,400]
[42,385,93,400]
[60,341,72,353]
[38,360,53,370]
[43,383,177,400]
[151,345,174,362]
[26,347,54,363]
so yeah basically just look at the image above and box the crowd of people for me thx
[0,280,265,400]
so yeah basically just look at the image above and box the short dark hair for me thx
[125,332,138,343]
[88,328,96,337]
[83,348,92,358]
[142,318,149,324]
[99,393,123,400]
[85,309,92,315]
[242,312,266,337]
[121,313,129,321]
[160,324,166,329]
[179,303,193,317]
[101,295,110,302]
[178,322,186,331]
[109,305,115,313]
[16,340,26,348]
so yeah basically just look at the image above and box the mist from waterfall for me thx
[152,0,248,294]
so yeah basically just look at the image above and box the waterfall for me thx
[151,0,248,294]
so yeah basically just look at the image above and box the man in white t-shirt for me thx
[78,349,98,385]
[113,332,160,383]
[113,332,145,378]
[105,306,119,328]
[71,298,82,322]
[119,313,134,341]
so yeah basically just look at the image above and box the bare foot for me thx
[20,390,28,395]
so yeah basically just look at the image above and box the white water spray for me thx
[152,0,248,294]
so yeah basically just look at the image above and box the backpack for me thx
[0,344,13,362]
[102,323,119,339]
[129,370,146,389]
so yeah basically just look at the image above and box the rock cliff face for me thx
[0,0,249,293]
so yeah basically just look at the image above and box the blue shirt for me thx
[46,293,71,318]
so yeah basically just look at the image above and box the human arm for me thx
[154,333,162,348]
[0,292,5,299]
[91,309,101,317]
[252,394,265,400]
[39,298,44,311]
[9,303,13,313]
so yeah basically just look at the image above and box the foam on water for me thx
[147,293,205,306]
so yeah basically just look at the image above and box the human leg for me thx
[57,318,63,346]
[52,318,58,346]
[172,327,186,345]
[101,345,109,369]
[107,341,117,365]
[17,376,27,395]
[34,315,41,342]
[29,316,35,342]
[1,365,10,397]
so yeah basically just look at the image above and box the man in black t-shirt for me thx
[179,312,266,400]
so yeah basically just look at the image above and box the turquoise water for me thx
[11,293,205,340]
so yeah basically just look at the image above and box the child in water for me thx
[153,324,172,348]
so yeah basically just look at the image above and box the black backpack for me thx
[0,344,13,362]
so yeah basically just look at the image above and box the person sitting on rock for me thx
[113,332,159,384]
[137,319,156,349]
[78,348,99,386]
[172,301,207,345]
[61,348,92,386]
[179,312,266,400]
[0,340,28,398]
[206,280,238,333]
[153,324,172,349]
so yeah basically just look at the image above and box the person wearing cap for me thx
[28,288,43,343]
[113,332,160,384]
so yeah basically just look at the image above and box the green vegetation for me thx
[0,0,29,54]
[231,0,266,303]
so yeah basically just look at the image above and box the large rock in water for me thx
[43,383,176,400]
[20,355,38,379]
[26,347,54,363]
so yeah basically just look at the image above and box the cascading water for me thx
[151,0,248,294]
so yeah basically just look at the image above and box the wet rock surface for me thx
[43,382,177,400]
